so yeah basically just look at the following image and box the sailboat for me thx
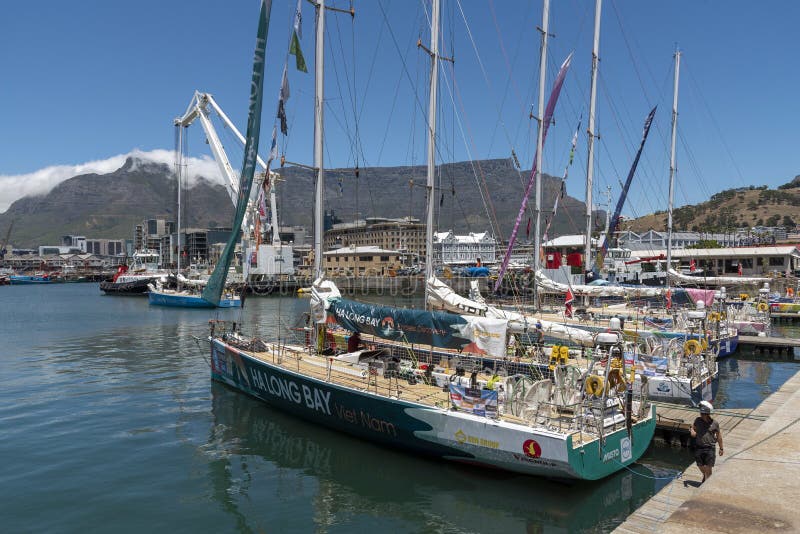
[147,126,242,308]
[208,0,656,480]
[147,71,259,308]
[426,14,722,405]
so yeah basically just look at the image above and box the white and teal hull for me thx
[210,338,656,480]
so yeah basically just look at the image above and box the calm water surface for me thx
[1,284,797,533]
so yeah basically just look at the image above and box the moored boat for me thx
[209,280,656,480]
[9,273,54,284]
[148,282,241,308]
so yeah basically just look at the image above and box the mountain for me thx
[0,156,601,248]
[0,158,233,248]
[274,158,603,239]
[623,180,800,234]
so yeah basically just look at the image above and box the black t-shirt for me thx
[347,334,361,353]
[693,416,720,449]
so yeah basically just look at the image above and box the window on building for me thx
[380,256,389,261]
[769,257,784,267]
[360,256,373,262]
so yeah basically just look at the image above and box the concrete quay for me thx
[615,368,800,533]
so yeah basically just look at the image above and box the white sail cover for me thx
[177,273,208,288]
[667,268,770,287]
[310,278,341,324]
[427,277,596,347]
[534,269,664,297]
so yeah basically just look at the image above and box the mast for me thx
[176,125,183,283]
[532,0,550,298]
[313,0,326,279]
[666,50,681,290]
[584,0,601,274]
[423,0,441,310]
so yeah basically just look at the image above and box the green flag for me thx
[290,30,307,72]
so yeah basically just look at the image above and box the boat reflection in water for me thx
[206,383,679,533]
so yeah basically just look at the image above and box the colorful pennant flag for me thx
[565,288,575,318]
[289,0,307,72]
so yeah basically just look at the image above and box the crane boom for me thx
[174,91,293,277]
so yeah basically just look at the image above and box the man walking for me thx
[690,400,724,483]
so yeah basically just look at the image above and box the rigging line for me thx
[377,0,431,140]
[459,0,527,159]
[351,9,388,164]
[595,71,663,220]
[328,21,356,166]
[609,0,653,104]
[398,2,426,173]
[441,62,504,242]
[683,57,748,186]
[677,127,712,212]
[485,0,529,154]
[374,66,405,164]
[727,416,800,461]
[329,11,373,221]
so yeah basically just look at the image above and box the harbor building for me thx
[324,217,426,267]
[134,219,175,254]
[645,246,800,277]
[433,230,497,265]
[542,235,598,271]
[323,245,403,277]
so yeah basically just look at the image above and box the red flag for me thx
[738,263,743,276]
[666,288,672,310]
[690,259,696,272]
[565,288,575,318]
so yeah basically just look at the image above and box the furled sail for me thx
[667,268,770,287]
[202,0,272,306]
[325,297,508,356]
[427,277,596,347]
[533,270,664,297]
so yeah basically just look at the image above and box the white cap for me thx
[699,400,714,414]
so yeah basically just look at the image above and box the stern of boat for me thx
[566,403,656,481]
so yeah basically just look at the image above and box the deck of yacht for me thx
[226,336,625,446]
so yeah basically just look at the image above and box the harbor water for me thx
[1,283,797,533]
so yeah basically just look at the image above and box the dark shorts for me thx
[694,447,716,467]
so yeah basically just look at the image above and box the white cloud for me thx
[0,149,226,213]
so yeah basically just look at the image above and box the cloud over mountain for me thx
[0,149,222,213]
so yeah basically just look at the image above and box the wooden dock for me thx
[614,368,800,533]
[738,335,800,358]
[653,402,766,446]
[770,311,800,322]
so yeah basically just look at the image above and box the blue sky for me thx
[1,0,798,222]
